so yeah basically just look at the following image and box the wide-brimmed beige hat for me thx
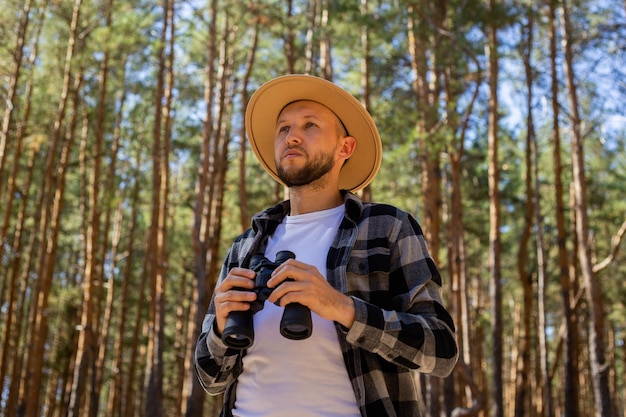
[245,74,382,192]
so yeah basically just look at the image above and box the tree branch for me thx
[593,217,626,273]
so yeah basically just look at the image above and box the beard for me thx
[276,148,335,188]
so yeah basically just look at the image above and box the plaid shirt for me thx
[195,192,458,417]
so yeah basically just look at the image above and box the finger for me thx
[229,267,256,281]
[214,290,257,320]
[267,280,310,305]
[268,262,313,287]
[214,298,254,335]
[269,289,302,308]
[216,288,257,303]
[216,269,256,293]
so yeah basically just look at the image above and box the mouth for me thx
[283,147,304,160]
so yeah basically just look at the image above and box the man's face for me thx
[274,100,348,188]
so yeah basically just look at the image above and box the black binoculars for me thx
[221,250,313,349]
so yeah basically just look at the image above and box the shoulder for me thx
[360,202,423,236]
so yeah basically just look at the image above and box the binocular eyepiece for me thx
[221,251,313,349]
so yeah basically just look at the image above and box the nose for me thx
[285,129,302,145]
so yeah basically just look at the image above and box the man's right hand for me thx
[213,268,257,335]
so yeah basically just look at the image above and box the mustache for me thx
[282,146,307,157]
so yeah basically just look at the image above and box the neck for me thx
[288,186,343,215]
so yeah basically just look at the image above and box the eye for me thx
[305,121,317,128]
[277,125,290,134]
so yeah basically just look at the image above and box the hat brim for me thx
[245,74,382,192]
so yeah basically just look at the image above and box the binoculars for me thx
[221,250,313,349]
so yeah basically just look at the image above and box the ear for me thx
[338,135,356,161]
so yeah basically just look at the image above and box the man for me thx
[195,74,458,417]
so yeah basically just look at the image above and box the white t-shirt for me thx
[233,205,360,417]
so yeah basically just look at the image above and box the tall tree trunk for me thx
[319,0,332,80]
[68,0,114,414]
[103,64,131,417]
[0,0,46,397]
[173,268,192,416]
[94,69,126,417]
[19,1,83,413]
[560,1,613,415]
[106,162,140,417]
[407,3,444,413]
[237,11,259,231]
[187,0,219,414]
[0,0,32,193]
[23,72,84,417]
[88,1,117,415]
[189,11,238,417]
[180,275,200,414]
[547,1,578,415]
[514,10,534,417]
[304,0,318,75]
[486,1,503,415]
[123,163,149,417]
[446,49,483,415]
[359,0,373,202]
[145,0,174,415]
[3,146,36,417]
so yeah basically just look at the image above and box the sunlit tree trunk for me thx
[435,8,481,413]
[106,161,139,417]
[359,0,373,203]
[319,0,332,80]
[485,0,503,415]
[0,0,32,193]
[237,13,259,231]
[68,1,114,415]
[19,1,83,414]
[103,65,132,417]
[3,146,36,417]
[560,1,613,415]
[173,268,192,416]
[0,0,46,398]
[514,10,534,417]
[407,2,444,413]
[283,0,297,73]
[447,83,483,415]
[304,0,317,75]
[547,1,579,415]
[25,72,84,417]
[145,0,174,414]
[123,165,150,417]
[187,0,218,414]
[88,2,118,415]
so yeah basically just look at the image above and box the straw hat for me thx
[245,74,382,192]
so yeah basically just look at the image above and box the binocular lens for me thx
[222,311,254,349]
[224,333,253,349]
[281,323,310,339]
[280,303,312,340]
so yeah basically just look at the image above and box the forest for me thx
[0,0,625,416]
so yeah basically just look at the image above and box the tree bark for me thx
[187,0,219,414]
[145,0,174,414]
[68,0,114,414]
[407,3,444,413]
[0,0,32,194]
[24,72,84,417]
[19,1,83,414]
[237,9,259,231]
[547,1,579,415]
[486,1,503,415]
[0,0,46,398]
[514,10,534,417]
[560,0,613,415]
[359,0,373,203]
